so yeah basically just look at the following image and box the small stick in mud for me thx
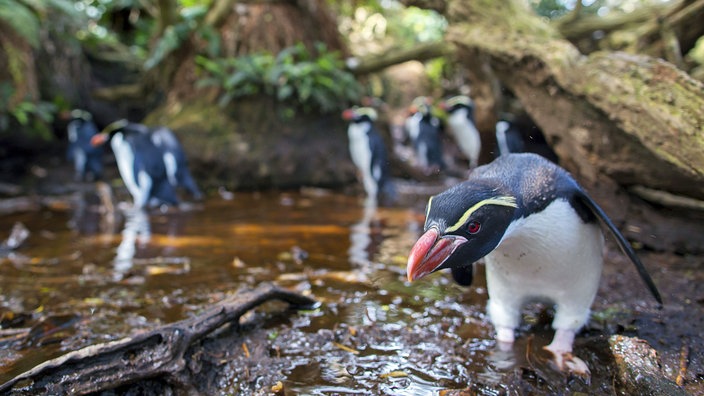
[676,342,689,386]
[0,283,317,395]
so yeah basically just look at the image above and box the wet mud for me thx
[0,163,701,395]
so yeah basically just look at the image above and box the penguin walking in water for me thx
[404,97,445,173]
[342,107,394,204]
[441,95,481,169]
[149,126,203,200]
[91,120,180,208]
[66,109,104,181]
[406,153,661,375]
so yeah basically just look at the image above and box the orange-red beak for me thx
[342,109,355,121]
[406,228,466,281]
[90,133,108,147]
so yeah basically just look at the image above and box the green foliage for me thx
[0,0,80,47]
[529,0,635,20]
[0,0,40,47]
[529,0,572,19]
[0,83,56,137]
[145,5,208,70]
[389,6,447,44]
[196,43,361,114]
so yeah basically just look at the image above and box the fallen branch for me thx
[346,41,453,76]
[0,283,317,395]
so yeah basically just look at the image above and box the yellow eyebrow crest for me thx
[445,196,518,233]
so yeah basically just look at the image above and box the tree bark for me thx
[432,0,704,200]
[347,41,453,76]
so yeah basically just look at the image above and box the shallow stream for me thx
[0,188,678,394]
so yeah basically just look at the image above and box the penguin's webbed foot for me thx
[544,348,590,377]
[544,328,590,377]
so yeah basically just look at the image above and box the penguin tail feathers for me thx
[575,190,663,306]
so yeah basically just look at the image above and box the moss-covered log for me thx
[428,0,704,200]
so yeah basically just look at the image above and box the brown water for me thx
[0,189,652,394]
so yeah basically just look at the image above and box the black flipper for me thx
[451,264,474,287]
[574,190,663,305]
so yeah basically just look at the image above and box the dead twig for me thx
[675,342,689,386]
[0,283,316,395]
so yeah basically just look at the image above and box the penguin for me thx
[404,97,445,172]
[148,126,203,200]
[441,95,481,169]
[495,117,559,163]
[406,153,661,375]
[494,120,525,156]
[66,109,104,181]
[342,107,394,203]
[91,120,179,208]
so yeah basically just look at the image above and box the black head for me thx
[342,107,377,124]
[69,109,93,123]
[407,180,518,281]
[441,95,474,114]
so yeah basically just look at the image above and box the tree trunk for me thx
[140,1,360,189]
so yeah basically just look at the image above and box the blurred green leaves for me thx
[196,43,361,114]
[0,0,79,48]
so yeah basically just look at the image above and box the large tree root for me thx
[0,283,317,395]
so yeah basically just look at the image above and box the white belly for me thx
[348,124,377,197]
[485,199,604,330]
[447,110,481,167]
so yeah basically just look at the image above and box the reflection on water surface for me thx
[0,190,603,394]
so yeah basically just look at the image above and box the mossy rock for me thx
[144,97,356,190]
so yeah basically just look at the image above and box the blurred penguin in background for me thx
[495,115,558,163]
[148,125,203,201]
[66,109,104,181]
[342,106,395,205]
[92,120,186,208]
[404,96,445,174]
[440,95,481,170]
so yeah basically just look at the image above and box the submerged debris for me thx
[0,222,29,253]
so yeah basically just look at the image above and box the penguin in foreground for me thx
[342,107,394,204]
[91,120,179,208]
[406,153,661,375]
[404,97,445,173]
[441,95,481,169]
[66,109,104,181]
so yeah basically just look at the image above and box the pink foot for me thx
[544,329,590,377]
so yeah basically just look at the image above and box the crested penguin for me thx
[406,153,661,374]
[495,117,559,163]
[342,107,394,203]
[441,95,481,169]
[404,97,445,172]
[66,109,104,181]
[494,120,525,156]
[91,120,179,208]
[149,126,203,200]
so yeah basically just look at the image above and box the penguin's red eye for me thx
[467,221,481,234]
